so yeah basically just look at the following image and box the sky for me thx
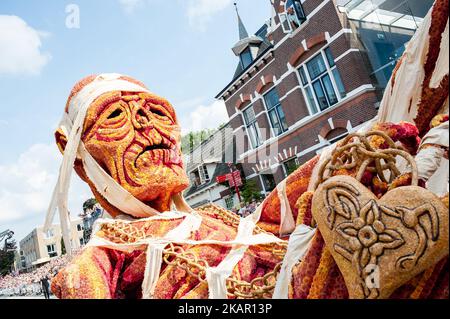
[0,0,271,243]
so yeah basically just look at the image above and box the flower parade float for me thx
[47,0,449,299]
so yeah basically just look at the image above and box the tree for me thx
[286,163,300,176]
[240,180,262,203]
[0,239,16,276]
[82,198,98,216]
[181,129,217,153]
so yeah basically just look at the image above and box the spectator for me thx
[237,202,246,217]
[0,248,81,297]
[41,276,50,299]
[287,6,300,29]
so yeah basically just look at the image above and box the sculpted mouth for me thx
[121,138,182,188]
[133,138,182,168]
[137,143,171,158]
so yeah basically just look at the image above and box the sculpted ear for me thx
[54,128,88,185]
[55,128,68,155]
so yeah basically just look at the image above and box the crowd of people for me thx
[231,200,262,218]
[0,250,80,298]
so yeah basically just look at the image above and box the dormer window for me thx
[190,165,210,187]
[240,47,253,69]
[280,0,306,33]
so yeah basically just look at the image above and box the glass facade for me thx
[339,0,434,91]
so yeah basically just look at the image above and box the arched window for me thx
[325,128,348,143]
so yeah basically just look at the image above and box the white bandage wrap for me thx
[430,20,449,89]
[273,224,316,299]
[206,245,248,299]
[416,121,449,196]
[415,147,445,181]
[45,74,163,255]
[87,211,283,299]
[277,179,296,236]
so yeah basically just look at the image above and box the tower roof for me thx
[234,2,249,40]
[231,2,263,56]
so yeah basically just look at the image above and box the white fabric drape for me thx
[273,224,316,299]
[416,121,449,196]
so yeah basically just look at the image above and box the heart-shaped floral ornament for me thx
[312,175,449,299]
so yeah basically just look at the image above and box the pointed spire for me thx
[267,0,276,35]
[234,2,249,40]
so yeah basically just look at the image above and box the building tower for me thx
[232,3,264,70]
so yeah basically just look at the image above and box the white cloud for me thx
[118,0,145,14]
[187,0,233,30]
[0,144,91,229]
[0,15,51,76]
[179,99,229,135]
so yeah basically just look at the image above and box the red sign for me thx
[217,171,242,187]
[227,171,242,187]
[216,174,228,183]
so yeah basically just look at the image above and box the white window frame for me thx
[199,165,210,184]
[189,169,201,186]
[240,47,254,70]
[241,104,265,150]
[295,48,346,116]
[279,13,293,33]
[189,165,210,186]
[263,88,288,137]
[47,244,57,258]
[279,0,307,34]
[260,173,277,193]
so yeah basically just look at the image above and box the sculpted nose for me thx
[132,105,153,130]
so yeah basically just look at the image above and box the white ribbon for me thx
[206,246,248,299]
[205,190,291,299]
[142,244,165,299]
[272,224,316,299]
[141,212,202,299]
[277,179,296,236]
[430,19,449,89]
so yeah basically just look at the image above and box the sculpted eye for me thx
[151,108,167,117]
[147,103,173,121]
[108,109,123,119]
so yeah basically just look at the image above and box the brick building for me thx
[215,0,430,195]
[183,123,241,209]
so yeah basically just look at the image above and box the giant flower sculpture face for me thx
[80,90,189,208]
